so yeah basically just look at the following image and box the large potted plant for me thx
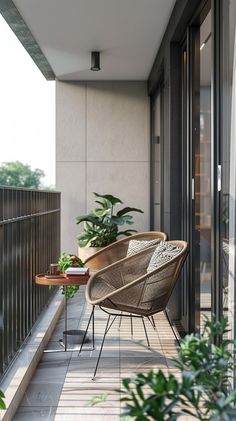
[76,192,143,261]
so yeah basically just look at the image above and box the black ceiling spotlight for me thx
[91,51,101,71]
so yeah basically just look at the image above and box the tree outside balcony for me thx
[0,161,49,189]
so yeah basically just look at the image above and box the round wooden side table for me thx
[35,273,94,352]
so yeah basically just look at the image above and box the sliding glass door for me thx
[186,4,213,331]
[194,8,212,328]
[181,2,213,332]
[181,0,236,335]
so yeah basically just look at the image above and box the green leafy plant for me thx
[0,390,6,410]
[58,253,84,299]
[76,193,144,248]
[119,317,236,420]
[87,393,108,407]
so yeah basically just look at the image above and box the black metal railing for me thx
[0,187,60,378]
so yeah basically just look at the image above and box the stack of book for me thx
[65,267,90,278]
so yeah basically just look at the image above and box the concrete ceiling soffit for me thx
[0,0,55,80]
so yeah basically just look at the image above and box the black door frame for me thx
[181,0,222,332]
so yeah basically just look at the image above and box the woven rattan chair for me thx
[79,240,188,379]
[84,231,167,271]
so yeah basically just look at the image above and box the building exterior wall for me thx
[56,81,150,253]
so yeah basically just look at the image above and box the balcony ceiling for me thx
[12,0,175,80]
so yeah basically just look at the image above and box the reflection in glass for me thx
[153,92,161,230]
[197,11,212,326]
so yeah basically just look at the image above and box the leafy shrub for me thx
[120,317,236,420]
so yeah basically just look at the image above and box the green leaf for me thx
[61,285,80,299]
[87,394,108,407]
[93,208,110,217]
[117,207,144,217]
[111,216,128,225]
[136,385,145,401]
[76,214,104,227]
[93,192,123,205]
[122,378,131,391]
[0,390,6,410]
[78,238,89,247]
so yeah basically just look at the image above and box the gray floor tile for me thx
[19,383,63,407]
[13,406,57,421]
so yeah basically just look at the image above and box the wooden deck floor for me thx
[14,287,193,420]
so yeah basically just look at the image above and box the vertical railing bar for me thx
[12,191,17,355]
[0,223,4,375]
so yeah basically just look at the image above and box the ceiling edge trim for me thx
[0,0,55,80]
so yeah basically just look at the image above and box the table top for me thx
[35,273,90,286]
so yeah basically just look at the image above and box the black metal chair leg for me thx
[142,317,150,349]
[151,315,156,329]
[118,312,123,330]
[92,314,111,380]
[130,313,133,337]
[164,309,180,346]
[77,306,95,356]
[147,315,156,331]
[92,307,95,349]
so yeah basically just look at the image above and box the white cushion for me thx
[126,239,161,257]
[147,241,182,273]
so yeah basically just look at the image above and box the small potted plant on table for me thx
[58,253,84,298]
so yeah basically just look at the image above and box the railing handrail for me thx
[0,185,61,194]
[0,209,60,225]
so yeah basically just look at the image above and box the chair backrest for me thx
[140,240,188,315]
[84,231,167,271]
[95,240,188,317]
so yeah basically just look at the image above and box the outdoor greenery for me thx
[76,192,144,247]
[58,253,84,299]
[0,161,45,189]
[0,390,6,410]
[120,317,236,420]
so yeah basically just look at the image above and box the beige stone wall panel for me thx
[56,81,150,252]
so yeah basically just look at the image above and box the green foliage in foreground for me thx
[120,317,236,421]
[0,390,6,410]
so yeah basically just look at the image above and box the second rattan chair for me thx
[83,231,167,271]
[79,240,189,379]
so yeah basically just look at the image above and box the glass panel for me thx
[221,0,236,340]
[153,92,161,230]
[195,10,212,326]
[181,45,189,332]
